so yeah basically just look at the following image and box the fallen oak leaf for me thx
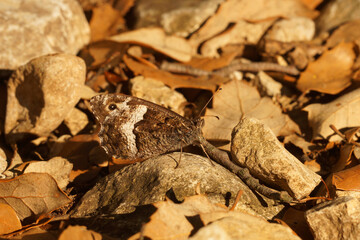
[109,28,193,62]
[89,3,124,42]
[200,19,275,57]
[332,164,360,192]
[326,19,360,48]
[296,42,355,94]
[124,54,220,91]
[203,79,300,144]
[0,173,71,221]
[128,194,229,240]
[304,88,360,139]
[189,0,317,50]
[59,225,102,240]
[0,203,22,235]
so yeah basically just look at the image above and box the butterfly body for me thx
[90,94,201,161]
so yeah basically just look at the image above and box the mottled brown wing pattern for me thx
[90,94,200,161]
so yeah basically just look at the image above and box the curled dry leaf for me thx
[304,88,360,139]
[0,203,22,235]
[89,3,124,42]
[123,54,219,91]
[23,157,73,190]
[58,225,102,240]
[200,19,274,57]
[0,173,71,221]
[189,0,317,49]
[109,28,192,62]
[48,134,104,185]
[296,42,355,94]
[128,194,228,240]
[326,19,360,48]
[185,51,239,71]
[203,80,300,144]
[333,165,360,192]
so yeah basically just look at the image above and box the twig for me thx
[198,136,293,203]
[161,60,300,77]
[160,61,211,76]
[214,59,300,76]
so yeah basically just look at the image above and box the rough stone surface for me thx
[265,17,315,42]
[305,196,360,240]
[72,152,284,219]
[130,76,187,115]
[190,213,301,240]
[231,117,321,200]
[5,53,86,143]
[0,0,90,69]
[133,0,224,37]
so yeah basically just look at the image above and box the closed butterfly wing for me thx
[90,94,200,161]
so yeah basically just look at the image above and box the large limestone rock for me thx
[0,0,90,69]
[5,53,86,143]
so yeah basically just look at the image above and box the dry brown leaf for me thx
[300,0,323,9]
[296,42,355,94]
[333,164,360,191]
[49,134,104,184]
[203,80,300,144]
[129,199,194,240]
[284,134,315,154]
[109,28,193,62]
[87,40,125,67]
[23,157,73,190]
[185,51,239,71]
[304,88,360,139]
[280,207,312,240]
[89,3,124,42]
[189,0,317,49]
[123,54,219,91]
[129,195,227,240]
[5,227,57,240]
[326,19,360,48]
[332,144,355,172]
[58,225,102,240]
[304,159,321,173]
[0,203,21,235]
[0,173,71,221]
[200,19,274,57]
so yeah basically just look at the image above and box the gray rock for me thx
[71,152,284,219]
[5,53,86,143]
[0,0,90,69]
[305,196,360,240]
[190,212,301,240]
[231,117,321,200]
[133,0,224,37]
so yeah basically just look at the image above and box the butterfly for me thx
[90,94,202,161]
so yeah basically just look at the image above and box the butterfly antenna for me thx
[197,87,222,118]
